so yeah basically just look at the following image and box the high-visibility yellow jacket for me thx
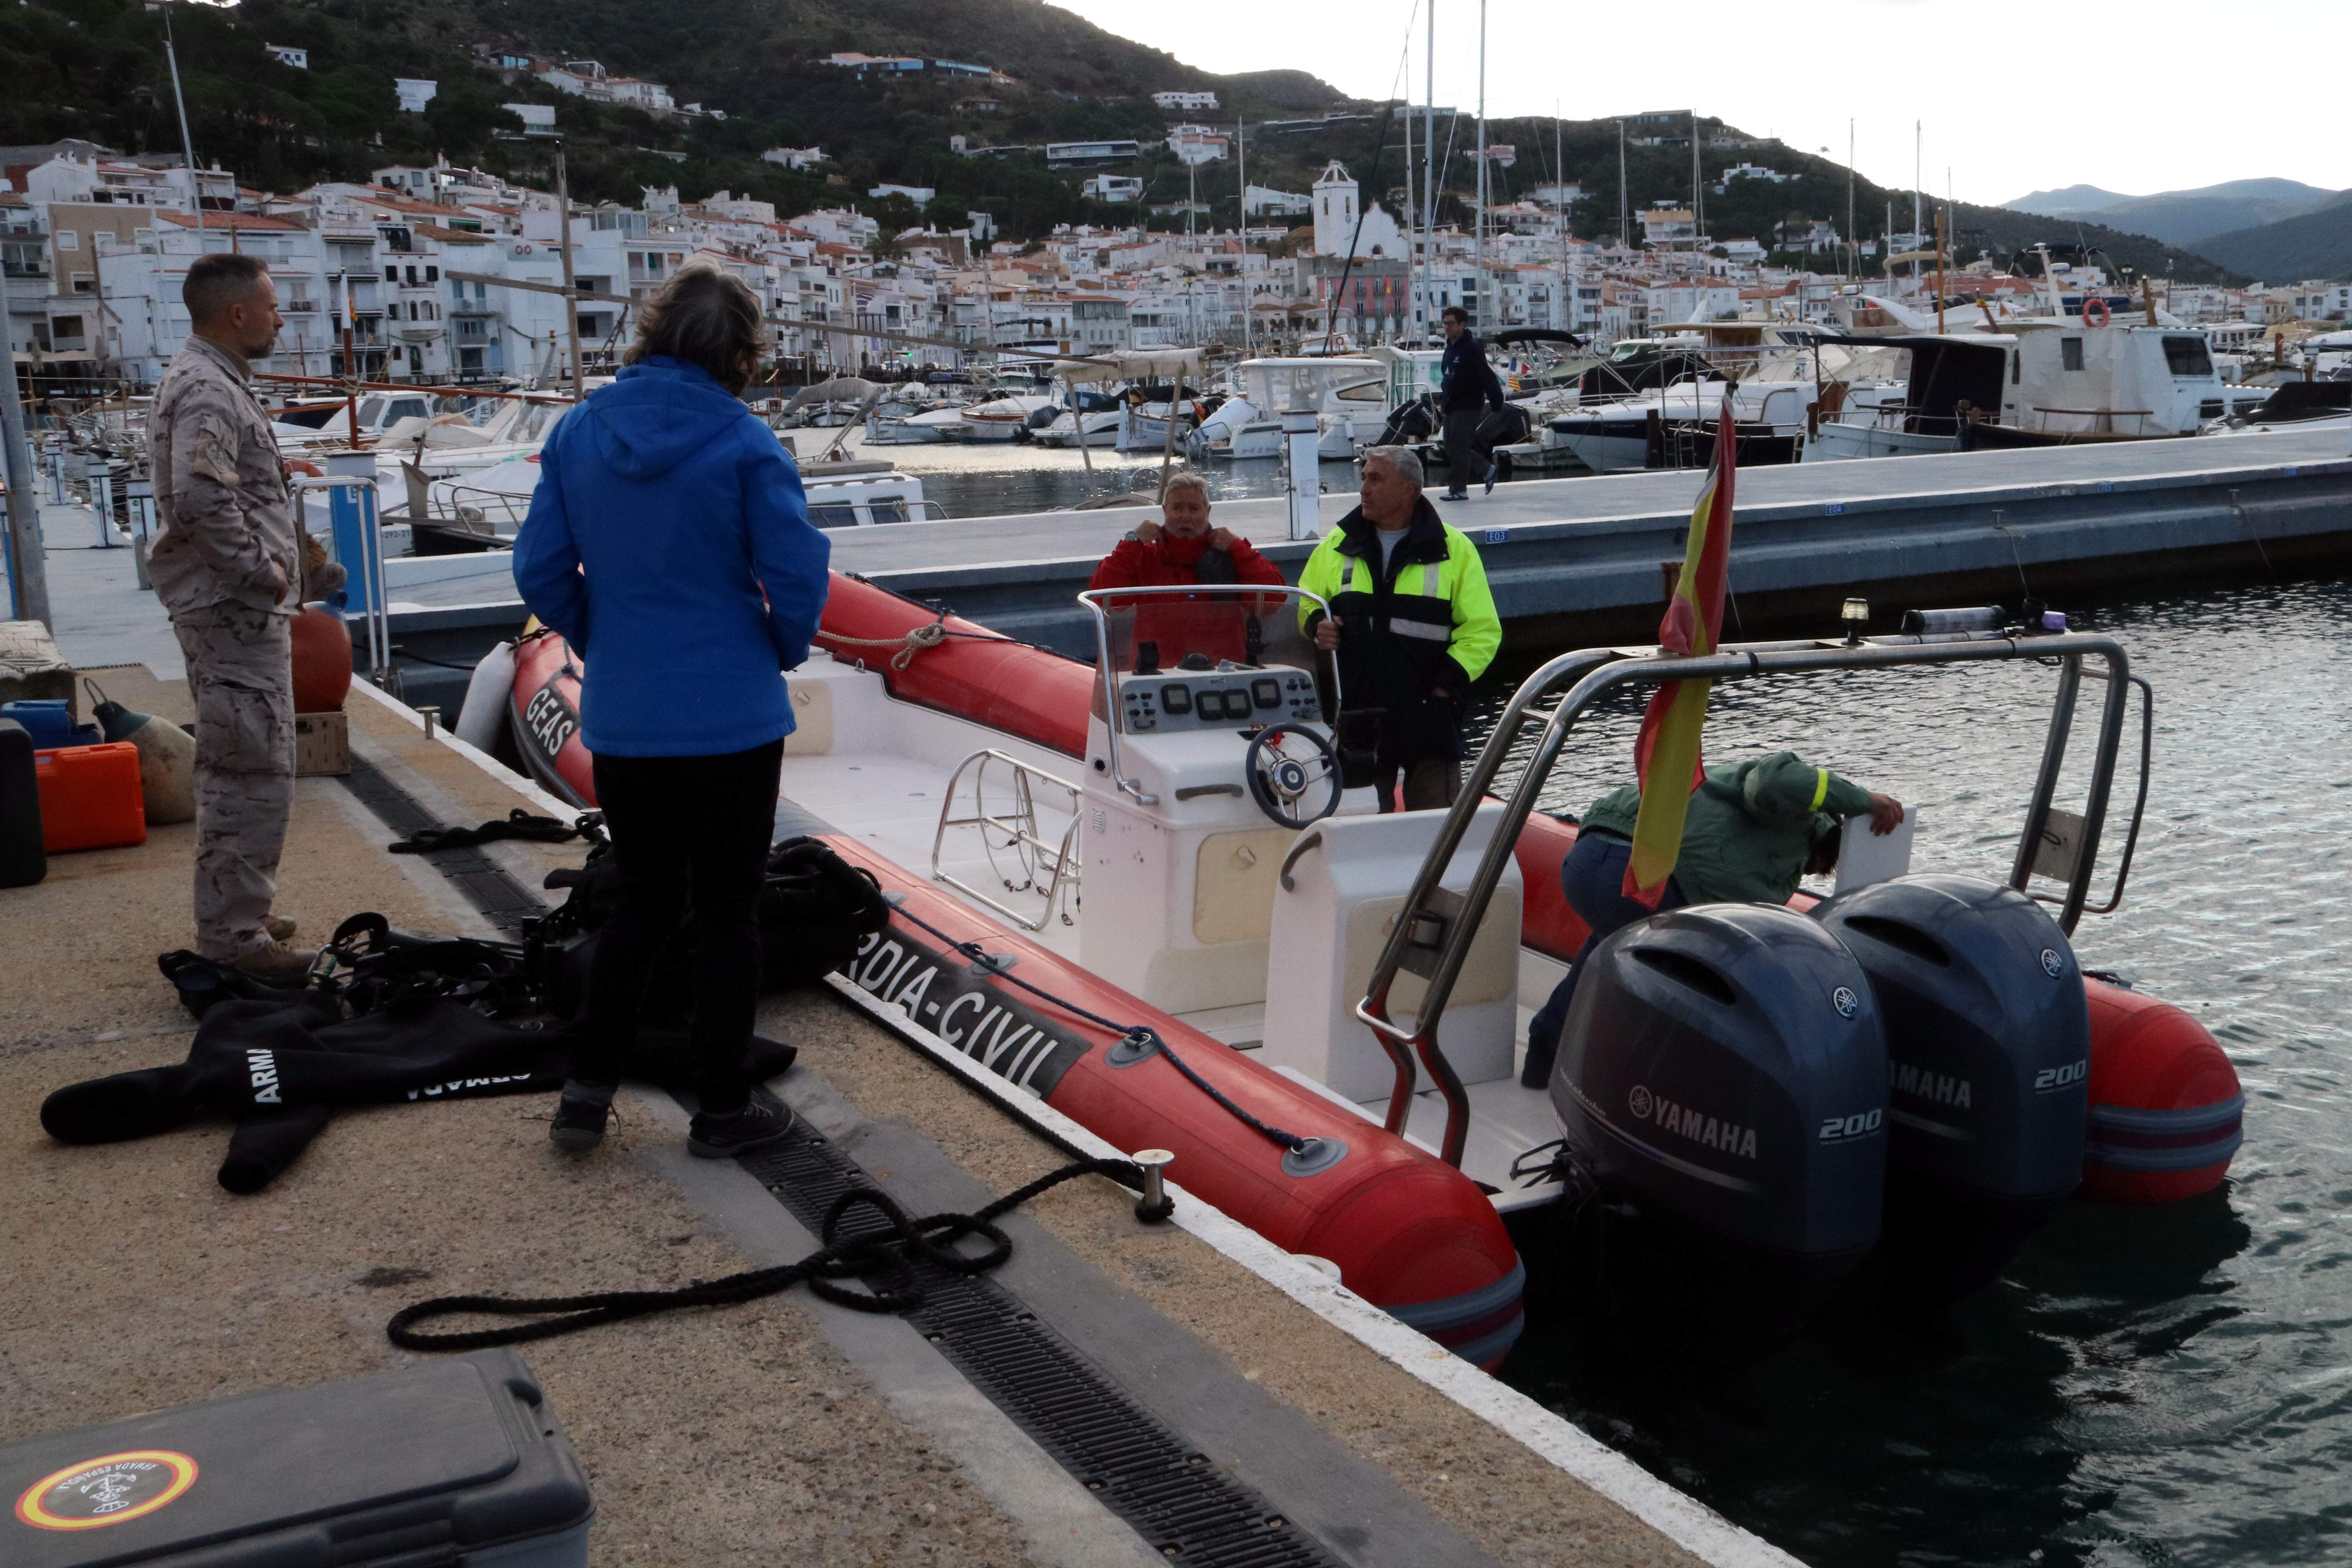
[1296,498,1502,763]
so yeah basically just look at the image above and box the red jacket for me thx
[1087,532,1288,666]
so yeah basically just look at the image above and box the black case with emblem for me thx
[1815,874,2091,1306]
[1548,902,1889,1347]
[0,1350,592,1567]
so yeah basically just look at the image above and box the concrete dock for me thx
[2,561,1788,1565]
[356,424,2351,671]
[829,424,2352,651]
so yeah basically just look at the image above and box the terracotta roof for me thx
[405,222,494,244]
[156,210,306,232]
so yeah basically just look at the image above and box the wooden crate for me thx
[294,711,350,776]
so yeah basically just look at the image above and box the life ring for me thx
[2082,297,2110,328]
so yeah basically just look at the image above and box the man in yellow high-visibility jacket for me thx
[1297,446,1502,811]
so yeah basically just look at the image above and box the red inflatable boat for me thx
[504,570,2240,1361]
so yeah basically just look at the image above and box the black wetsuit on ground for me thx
[41,994,797,1193]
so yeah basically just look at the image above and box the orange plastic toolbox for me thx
[33,742,146,853]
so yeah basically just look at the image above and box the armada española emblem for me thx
[1628,1084,1654,1120]
[14,1450,198,1531]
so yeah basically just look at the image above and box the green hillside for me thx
[2006,179,2340,247]
[2188,194,2352,283]
[0,0,2251,283]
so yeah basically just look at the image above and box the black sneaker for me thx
[688,1084,797,1159]
[549,1081,615,1151]
[1440,488,1470,502]
[1483,461,1499,495]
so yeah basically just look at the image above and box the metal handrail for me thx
[930,749,1083,932]
[1355,627,2133,1168]
[1076,583,1338,809]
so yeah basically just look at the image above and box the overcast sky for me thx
[1057,0,2350,206]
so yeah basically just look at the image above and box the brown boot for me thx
[266,915,297,943]
[231,940,320,986]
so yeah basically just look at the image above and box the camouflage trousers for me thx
[170,602,294,961]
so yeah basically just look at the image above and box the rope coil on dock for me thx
[386,1155,1155,1351]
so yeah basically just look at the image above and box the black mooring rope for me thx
[388,1156,1162,1352]
[884,902,1314,1156]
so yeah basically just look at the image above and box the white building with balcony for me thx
[1082,174,1144,204]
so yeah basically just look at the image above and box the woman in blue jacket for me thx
[513,263,829,1159]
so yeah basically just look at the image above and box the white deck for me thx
[781,647,1571,1206]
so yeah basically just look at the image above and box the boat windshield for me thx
[1079,584,1334,734]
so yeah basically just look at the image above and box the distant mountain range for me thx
[2192,194,2352,283]
[2003,179,2342,246]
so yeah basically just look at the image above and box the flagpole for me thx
[1622,400,1738,905]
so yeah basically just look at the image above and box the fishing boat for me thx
[1547,379,1815,473]
[1807,322,2232,461]
[1031,389,1129,449]
[960,393,1056,444]
[485,575,2243,1357]
[1220,358,1388,461]
[1185,395,1278,460]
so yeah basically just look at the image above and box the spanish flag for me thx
[1622,401,1737,905]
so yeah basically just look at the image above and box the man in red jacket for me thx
[1088,470,1286,666]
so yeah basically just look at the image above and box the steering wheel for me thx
[1244,723,1342,829]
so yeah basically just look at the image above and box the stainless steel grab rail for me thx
[930,748,1083,931]
[1356,628,2133,1168]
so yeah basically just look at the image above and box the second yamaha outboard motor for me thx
[1814,875,2090,1309]
[1550,903,1888,1349]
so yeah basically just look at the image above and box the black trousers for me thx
[1442,409,1486,491]
[1374,758,1460,813]
[579,739,784,1112]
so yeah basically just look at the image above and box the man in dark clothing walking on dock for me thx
[1437,305,1505,501]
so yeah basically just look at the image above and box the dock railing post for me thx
[125,479,154,591]
[1282,406,1319,540]
[0,249,51,628]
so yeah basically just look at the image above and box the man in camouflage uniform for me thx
[149,254,344,983]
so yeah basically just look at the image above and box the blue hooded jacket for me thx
[512,357,830,757]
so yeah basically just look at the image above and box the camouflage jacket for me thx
[148,335,340,617]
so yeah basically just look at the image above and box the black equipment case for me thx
[2,1350,592,1566]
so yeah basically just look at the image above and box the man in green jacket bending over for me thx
[1518,751,1905,1087]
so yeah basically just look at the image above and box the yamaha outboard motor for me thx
[1814,875,2089,1309]
[1549,904,1888,1349]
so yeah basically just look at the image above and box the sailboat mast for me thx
[1474,0,1486,329]
[1555,106,1565,330]
[1617,119,1628,250]
[1913,120,1922,251]
[1423,0,1436,342]
[1238,116,1252,351]
[163,13,205,233]
[1690,108,1701,255]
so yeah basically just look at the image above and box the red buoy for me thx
[2079,980,2243,1203]
[290,605,353,713]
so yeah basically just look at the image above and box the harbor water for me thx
[1469,576,2352,1567]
